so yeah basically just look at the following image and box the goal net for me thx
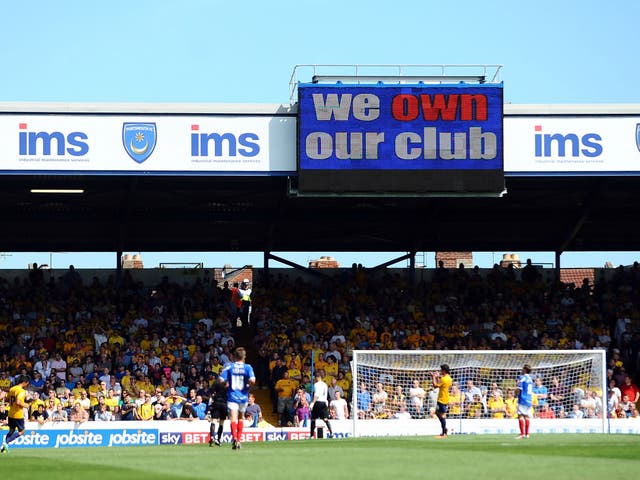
[351,350,607,437]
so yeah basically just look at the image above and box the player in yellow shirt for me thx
[2,375,32,453]
[430,364,453,438]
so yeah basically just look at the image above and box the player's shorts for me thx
[436,402,448,415]
[8,417,25,432]
[227,401,248,414]
[517,404,533,418]
[209,403,227,421]
[311,401,330,420]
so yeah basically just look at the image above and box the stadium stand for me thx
[0,261,639,424]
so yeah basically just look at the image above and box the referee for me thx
[208,377,228,447]
[310,371,333,439]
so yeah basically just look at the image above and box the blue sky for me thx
[1,1,639,270]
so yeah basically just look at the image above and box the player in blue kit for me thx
[516,364,533,438]
[219,347,255,450]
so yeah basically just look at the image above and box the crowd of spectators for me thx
[254,261,640,421]
[1,259,640,426]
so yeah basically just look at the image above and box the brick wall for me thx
[309,256,339,268]
[435,251,473,269]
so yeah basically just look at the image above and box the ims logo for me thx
[18,123,89,156]
[534,125,602,158]
[190,124,260,157]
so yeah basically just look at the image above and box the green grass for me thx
[1,435,639,480]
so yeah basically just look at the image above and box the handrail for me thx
[289,64,502,102]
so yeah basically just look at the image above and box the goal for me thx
[351,350,607,437]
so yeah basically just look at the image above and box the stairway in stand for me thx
[251,388,280,426]
[233,325,279,426]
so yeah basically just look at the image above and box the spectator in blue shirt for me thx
[191,395,207,419]
[357,383,372,418]
[532,376,549,408]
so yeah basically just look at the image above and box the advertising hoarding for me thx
[6,418,639,449]
[504,116,640,175]
[0,115,296,175]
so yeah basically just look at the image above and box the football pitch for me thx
[0,435,638,480]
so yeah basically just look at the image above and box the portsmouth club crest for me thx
[123,123,157,163]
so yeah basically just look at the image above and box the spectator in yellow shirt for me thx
[448,384,463,417]
[28,392,46,416]
[287,360,302,383]
[275,371,298,426]
[0,371,11,392]
[209,356,223,377]
[105,388,120,410]
[324,356,339,379]
[136,394,154,421]
[488,391,507,418]
[467,394,484,418]
[336,371,351,398]
[505,389,518,418]
[72,381,87,400]
[87,377,103,408]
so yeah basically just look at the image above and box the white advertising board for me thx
[0,115,296,174]
[504,116,640,175]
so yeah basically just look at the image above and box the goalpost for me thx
[351,350,607,437]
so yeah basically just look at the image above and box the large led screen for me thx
[297,83,504,195]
